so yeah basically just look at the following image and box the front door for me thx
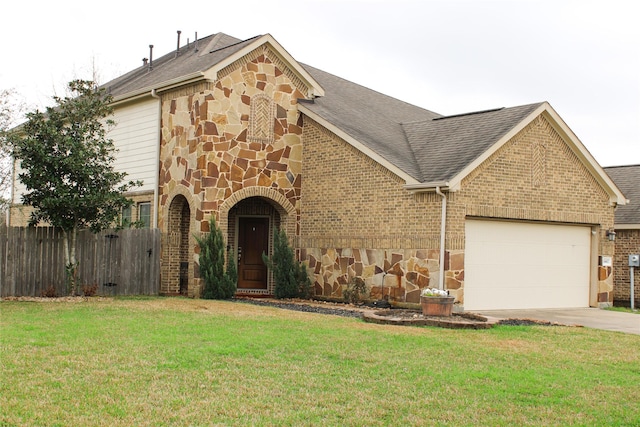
[237,217,269,290]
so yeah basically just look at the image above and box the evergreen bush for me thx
[262,228,311,299]
[194,217,237,299]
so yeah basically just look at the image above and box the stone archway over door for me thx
[167,195,191,295]
[228,196,285,296]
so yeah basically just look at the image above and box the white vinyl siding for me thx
[11,98,159,204]
[109,98,159,193]
[11,161,26,204]
[464,220,591,310]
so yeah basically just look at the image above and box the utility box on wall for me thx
[630,254,640,267]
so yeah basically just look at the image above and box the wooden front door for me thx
[237,217,269,290]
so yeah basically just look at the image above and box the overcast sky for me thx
[2,0,638,167]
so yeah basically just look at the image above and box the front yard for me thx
[1,297,638,426]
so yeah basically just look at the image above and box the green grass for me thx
[607,306,640,314]
[1,298,639,426]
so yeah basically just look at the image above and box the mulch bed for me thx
[234,298,368,318]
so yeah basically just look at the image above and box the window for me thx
[138,202,151,228]
[121,205,132,227]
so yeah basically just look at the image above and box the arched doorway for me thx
[167,195,191,295]
[228,197,282,296]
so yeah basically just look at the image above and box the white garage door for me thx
[464,220,591,310]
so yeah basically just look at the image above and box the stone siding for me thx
[157,46,308,294]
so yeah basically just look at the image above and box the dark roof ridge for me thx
[432,107,504,121]
[603,164,640,169]
[300,63,442,118]
[208,34,262,54]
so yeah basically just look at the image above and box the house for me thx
[9,32,627,310]
[604,165,639,307]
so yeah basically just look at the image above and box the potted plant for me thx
[420,287,455,317]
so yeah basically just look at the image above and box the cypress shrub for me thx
[262,228,311,299]
[194,217,237,299]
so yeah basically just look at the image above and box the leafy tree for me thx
[0,88,24,210]
[8,80,141,294]
[194,217,237,299]
[262,228,311,299]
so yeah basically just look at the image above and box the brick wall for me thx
[613,229,640,305]
[300,117,445,302]
[299,113,616,305]
[454,115,615,304]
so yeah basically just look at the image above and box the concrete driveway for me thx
[474,308,640,335]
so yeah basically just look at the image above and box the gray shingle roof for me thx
[604,165,640,224]
[403,103,543,182]
[101,32,545,185]
[105,33,251,98]
[300,65,442,181]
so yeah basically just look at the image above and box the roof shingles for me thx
[605,165,640,224]
[101,32,547,185]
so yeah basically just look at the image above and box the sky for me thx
[2,0,638,167]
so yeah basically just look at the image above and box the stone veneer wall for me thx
[300,117,446,303]
[157,46,307,294]
[613,229,640,305]
[452,115,615,305]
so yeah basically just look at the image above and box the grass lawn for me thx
[607,306,640,314]
[1,297,639,426]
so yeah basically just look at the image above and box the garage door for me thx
[464,220,591,310]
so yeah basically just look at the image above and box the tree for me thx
[8,80,141,295]
[0,88,24,210]
[194,217,237,299]
[262,228,311,299]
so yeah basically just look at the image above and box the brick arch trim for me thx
[161,186,197,233]
[218,187,297,243]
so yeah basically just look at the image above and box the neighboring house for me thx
[9,33,627,310]
[604,165,640,306]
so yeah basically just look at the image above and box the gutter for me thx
[110,72,205,106]
[403,181,450,193]
[402,181,450,290]
[435,186,447,291]
[151,89,161,229]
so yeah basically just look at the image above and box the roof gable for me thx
[103,33,324,102]
[403,103,542,184]
[401,102,626,205]
[98,32,625,206]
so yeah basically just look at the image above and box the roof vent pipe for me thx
[195,32,198,52]
[148,45,154,71]
[175,30,181,58]
[142,58,148,67]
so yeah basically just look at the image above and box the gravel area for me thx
[233,298,367,318]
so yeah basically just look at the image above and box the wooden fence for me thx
[0,227,160,297]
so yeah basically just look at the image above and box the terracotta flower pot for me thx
[420,296,455,317]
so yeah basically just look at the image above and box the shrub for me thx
[82,284,98,297]
[194,217,237,299]
[343,276,367,304]
[40,285,57,298]
[262,228,311,299]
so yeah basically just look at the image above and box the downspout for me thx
[151,88,161,229]
[435,186,447,291]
